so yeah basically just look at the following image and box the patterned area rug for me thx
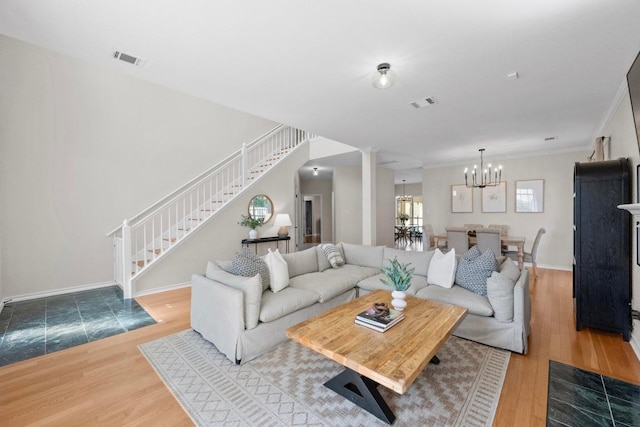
[139,330,509,427]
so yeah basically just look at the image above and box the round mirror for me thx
[248,194,273,223]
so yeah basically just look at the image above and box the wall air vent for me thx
[544,136,558,142]
[410,97,437,109]
[113,50,146,67]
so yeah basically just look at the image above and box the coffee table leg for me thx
[324,368,395,425]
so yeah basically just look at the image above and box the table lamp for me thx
[274,213,292,238]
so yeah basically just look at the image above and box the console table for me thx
[241,236,290,253]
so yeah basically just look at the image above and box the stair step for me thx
[133,260,151,268]
[188,217,203,221]
[200,209,215,212]
[178,227,191,231]
[148,249,163,255]
[163,237,177,243]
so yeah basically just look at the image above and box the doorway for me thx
[302,194,322,244]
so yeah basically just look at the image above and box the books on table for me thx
[355,306,404,332]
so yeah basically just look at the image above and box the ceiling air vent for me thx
[113,50,146,67]
[410,97,437,109]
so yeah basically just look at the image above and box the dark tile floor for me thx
[547,360,640,426]
[0,285,156,367]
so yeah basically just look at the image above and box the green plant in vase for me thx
[398,213,410,225]
[239,214,263,239]
[380,256,415,311]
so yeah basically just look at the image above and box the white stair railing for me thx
[106,125,314,298]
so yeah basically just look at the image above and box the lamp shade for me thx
[274,214,292,238]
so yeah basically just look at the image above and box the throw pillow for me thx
[320,243,345,268]
[455,247,498,297]
[231,248,270,291]
[499,257,521,282]
[486,271,516,322]
[427,248,457,288]
[264,248,289,292]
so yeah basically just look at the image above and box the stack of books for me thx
[355,305,404,332]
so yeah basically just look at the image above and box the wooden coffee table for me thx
[286,289,467,424]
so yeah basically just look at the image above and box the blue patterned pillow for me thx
[455,246,497,296]
[231,248,270,291]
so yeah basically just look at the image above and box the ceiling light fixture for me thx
[313,167,318,176]
[464,149,502,188]
[372,63,396,89]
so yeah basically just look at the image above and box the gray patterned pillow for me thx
[231,248,270,291]
[320,243,345,268]
[455,246,497,297]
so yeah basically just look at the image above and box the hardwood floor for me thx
[1,269,638,426]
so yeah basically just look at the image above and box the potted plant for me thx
[239,214,263,239]
[379,256,415,311]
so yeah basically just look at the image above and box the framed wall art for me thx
[451,184,473,213]
[482,182,506,213]
[515,179,544,213]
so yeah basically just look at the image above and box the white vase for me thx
[391,290,407,311]
[249,228,258,240]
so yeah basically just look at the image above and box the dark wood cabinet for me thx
[574,159,631,341]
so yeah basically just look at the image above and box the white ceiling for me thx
[2,1,640,183]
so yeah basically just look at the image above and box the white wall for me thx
[376,167,396,247]
[423,150,585,269]
[0,35,277,299]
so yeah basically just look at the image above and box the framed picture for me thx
[515,179,544,213]
[482,182,507,213]
[451,184,473,213]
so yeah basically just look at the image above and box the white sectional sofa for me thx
[190,242,530,364]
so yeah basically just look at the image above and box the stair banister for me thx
[106,124,312,299]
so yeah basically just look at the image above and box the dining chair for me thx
[445,227,469,254]
[464,224,484,232]
[506,228,546,278]
[423,224,436,250]
[475,228,502,257]
[488,224,509,252]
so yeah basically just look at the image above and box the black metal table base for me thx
[323,356,440,425]
[324,367,395,424]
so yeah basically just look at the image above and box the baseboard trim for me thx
[2,281,118,304]
[134,281,191,298]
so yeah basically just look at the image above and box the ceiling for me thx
[2,1,640,184]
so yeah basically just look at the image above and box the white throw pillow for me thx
[265,248,289,292]
[427,248,457,288]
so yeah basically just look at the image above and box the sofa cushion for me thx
[487,271,516,322]
[455,247,498,297]
[205,261,262,329]
[289,271,355,303]
[416,284,494,317]
[264,248,289,293]
[383,247,433,277]
[259,286,320,323]
[281,247,319,278]
[321,243,345,268]
[358,272,428,296]
[341,242,385,268]
[316,246,331,272]
[323,264,381,283]
[231,248,270,291]
[427,248,457,288]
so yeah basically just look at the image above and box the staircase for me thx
[106,125,314,299]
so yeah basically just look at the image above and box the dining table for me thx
[434,233,526,269]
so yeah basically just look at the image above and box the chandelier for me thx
[464,149,502,188]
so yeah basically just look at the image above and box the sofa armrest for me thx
[513,268,531,339]
[191,273,244,362]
